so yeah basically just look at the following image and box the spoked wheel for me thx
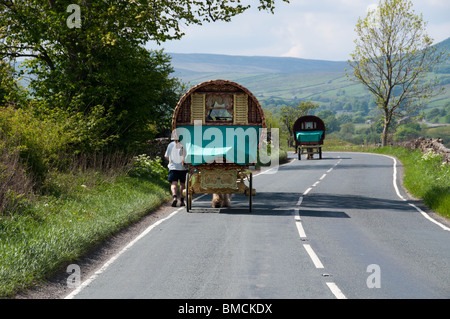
[249,172,252,213]
[185,172,191,212]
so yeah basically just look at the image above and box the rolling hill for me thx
[168,37,450,117]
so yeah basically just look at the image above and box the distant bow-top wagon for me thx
[171,79,266,212]
[293,115,326,160]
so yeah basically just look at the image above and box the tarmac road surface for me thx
[66,152,450,299]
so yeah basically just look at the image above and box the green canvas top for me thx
[176,125,261,165]
[295,130,324,143]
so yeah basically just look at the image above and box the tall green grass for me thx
[0,170,170,297]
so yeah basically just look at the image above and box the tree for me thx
[0,60,25,107]
[0,0,289,73]
[279,101,319,147]
[348,0,446,146]
[0,0,289,152]
[393,123,421,142]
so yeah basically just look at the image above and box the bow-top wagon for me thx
[293,115,326,160]
[171,79,266,212]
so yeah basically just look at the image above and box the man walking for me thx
[164,135,188,207]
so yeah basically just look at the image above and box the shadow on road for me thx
[299,209,350,218]
[187,191,415,216]
[302,193,413,212]
[279,161,392,171]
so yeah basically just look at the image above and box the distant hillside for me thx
[168,52,358,108]
[169,53,347,76]
[168,37,450,117]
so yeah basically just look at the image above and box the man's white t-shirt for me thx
[165,141,187,171]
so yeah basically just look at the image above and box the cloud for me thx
[155,0,449,61]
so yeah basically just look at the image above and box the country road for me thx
[66,152,450,299]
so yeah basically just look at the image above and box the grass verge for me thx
[0,171,170,297]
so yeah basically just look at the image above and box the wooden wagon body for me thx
[171,79,266,211]
[293,115,326,160]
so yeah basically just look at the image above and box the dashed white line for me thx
[296,220,307,238]
[303,244,324,269]
[326,282,347,299]
[294,157,347,299]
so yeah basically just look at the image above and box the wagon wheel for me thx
[248,173,253,212]
[298,148,302,160]
[185,172,191,212]
[319,147,322,159]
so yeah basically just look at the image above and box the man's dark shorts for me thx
[168,170,188,183]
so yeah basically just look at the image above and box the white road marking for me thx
[296,221,307,238]
[388,155,406,201]
[326,282,347,299]
[409,203,450,232]
[303,244,324,269]
[294,158,347,299]
[382,154,450,232]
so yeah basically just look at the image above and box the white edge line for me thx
[64,207,184,299]
[389,156,406,201]
[303,244,324,268]
[409,203,450,231]
[381,154,450,232]
[326,282,347,299]
[341,152,449,232]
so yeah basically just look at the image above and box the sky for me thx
[151,0,450,61]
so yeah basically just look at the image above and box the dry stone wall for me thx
[398,137,450,163]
